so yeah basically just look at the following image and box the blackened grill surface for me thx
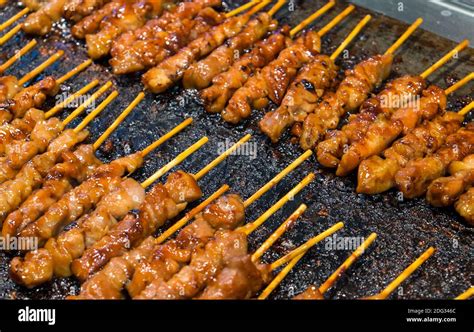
[0,0,472,300]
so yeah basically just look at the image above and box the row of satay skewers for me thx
[7,0,474,225]
[0,1,472,299]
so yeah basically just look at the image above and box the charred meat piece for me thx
[427,154,474,207]
[22,0,67,36]
[455,187,474,226]
[2,144,101,237]
[182,12,277,90]
[298,54,393,150]
[18,152,143,245]
[317,75,426,168]
[0,129,89,224]
[64,0,112,22]
[259,54,338,143]
[142,12,254,93]
[293,285,324,299]
[336,85,447,176]
[222,31,322,124]
[395,123,474,199]
[201,29,290,114]
[0,76,21,104]
[357,112,463,194]
[10,178,145,287]
[110,0,223,74]
[71,170,202,281]
[0,108,45,154]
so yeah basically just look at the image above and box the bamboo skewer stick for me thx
[385,18,423,55]
[366,247,436,299]
[61,81,113,125]
[56,59,93,85]
[18,50,64,85]
[239,173,315,235]
[252,203,307,262]
[459,100,474,117]
[445,72,474,96]
[330,15,372,61]
[246,0,273,17]
[244,150,312,208]
[93,92,145,149]
[420,40,469,79]
[0,39,37,73]
[0,24,22,46]
[455,287,474,300]
[45,80,99,119]
[315,4,354,38]
[267,0,287,17]
[290,0,337,37]
[269,222,345,270]
[73,90,118,133]
[0,8,29,32]
[226,0,261,18]
[259,232,377,299]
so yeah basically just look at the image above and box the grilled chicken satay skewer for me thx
[74,147,312,282]
[201,2,345,114]
[222,7,368,125]
[182,0,287,90]
[259,232,377,299]
[358,99,474,195]
[142,0,277,93]
[110,0,226,75]
[0,79,103,155]
[2,116,192,239]
[0,91,142,236]
[317,39,470,170]
[197,219,344,299]
[10,133,210,287]
[395,122,474,199]
[0,89,118,225]
[0,49,64,104]
[262,17,421,145]
[364,247,435,299]
[74,151,312,299]
[336,70,473,177]
[0,8,30,33]
[0,82,113,183]
[134,175,315,299]
[0,39,38,74]
[0,57,93,123]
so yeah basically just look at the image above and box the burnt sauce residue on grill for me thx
[0,0,472,300]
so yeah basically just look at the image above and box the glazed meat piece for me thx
[110,0,223,74]
[182,12,277,90]
[2,145,101,237]
[455,187,474,226]
[298,54,393,150]
[317,75,426,168]
[201,29,290,114]
[10,178,145,287]
[71,0,123,39]
[136,229,248,299]
[0,77,59,124]
[64,0,112,22]
[293,285,324,299]
[0,76,21,104]
[357,112,463,194]
[0,117,63,182]
[22,0,66,36]
[198,255,271,299]
[18,152,144,245]
[336,85,447,176]
[85,0,166,59]
[142,12,254,93]
[0,129,89,224]
[129,194,245,298]
[71,170,202,281]
[222,31,321,124]
[74,193,244,299]
[0,108,45,154]
[395,123,474,199]
[427,154,474,207]
[259,54,338,143]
